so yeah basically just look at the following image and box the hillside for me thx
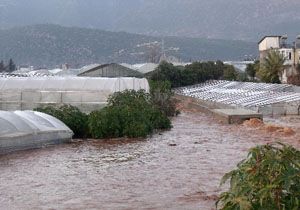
[0,0,299,40]
[0,25,256,67]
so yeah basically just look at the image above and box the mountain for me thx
[0,0,299,41]
[0,24,256,67]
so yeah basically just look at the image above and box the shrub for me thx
[35,105,89,138]
[88,107,123,139]
[217,143,300,210]
[88,90,172,139]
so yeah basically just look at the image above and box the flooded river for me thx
[0,112,299,210]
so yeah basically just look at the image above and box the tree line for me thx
[147,50,293,88]
[146,61,241,88]
[0,59,17,73]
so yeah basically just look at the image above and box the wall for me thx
[249,101,300,116]
[259,37,280,51]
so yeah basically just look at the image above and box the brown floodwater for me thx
[0,112,299,210]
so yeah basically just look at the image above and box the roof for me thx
[258,36,282,44]
[132,63,159,74]
[78,63,143,77]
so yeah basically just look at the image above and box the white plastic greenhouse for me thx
[0,77,149,113]
[0,111,73,154]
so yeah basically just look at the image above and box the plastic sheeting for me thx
[0,111,73,154]
[0,77,150,113]
[0,77,149,91]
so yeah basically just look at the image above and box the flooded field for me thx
[0,112,299,210]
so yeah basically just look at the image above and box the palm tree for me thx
[258,50,285,83]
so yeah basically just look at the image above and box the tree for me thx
[257,50,285,84]
[147,61,229,88]
[147,61,182,87]
[223,65,238,81]
[8,59,16,72]
[0,60,4,72]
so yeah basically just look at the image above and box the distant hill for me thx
[0,24,256,67]
[0,0,299,41]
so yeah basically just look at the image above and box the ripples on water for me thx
[0,112,299,210]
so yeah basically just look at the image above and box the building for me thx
[77,63,144,78]
[258,36,300,84]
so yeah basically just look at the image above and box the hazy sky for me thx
[0,0,300,40]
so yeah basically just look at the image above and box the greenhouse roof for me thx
[0,111,72,137]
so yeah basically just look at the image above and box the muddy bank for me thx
[0,112,299,210]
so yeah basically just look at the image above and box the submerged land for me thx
[0,110,299,210]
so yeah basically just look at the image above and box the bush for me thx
[88,107,123,139]
[88,90,172,139]
[35,105,89,138]
[217,143,300,210]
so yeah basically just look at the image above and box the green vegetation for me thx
[147,61,238,88]
[35,105,89,138]
[217,143,300,210]
[36,88,174,139]
[223,65,238,81]
[257,50,285,84]
[88,90,171,139]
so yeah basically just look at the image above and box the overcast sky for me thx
[0,0,300,41]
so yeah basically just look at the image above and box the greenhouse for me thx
[0,111,73,154]
[176,80,300,116]
[0,77,149,113]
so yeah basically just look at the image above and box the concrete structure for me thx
[174,94,263,124]
[212,109,263,124]
[78,63,143,78]
[258,36,300,84]
[0,77,149,113]
[0,111,73,154]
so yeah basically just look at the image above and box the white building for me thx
[258,35,300,84]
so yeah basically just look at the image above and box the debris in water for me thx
[243,118,264,127]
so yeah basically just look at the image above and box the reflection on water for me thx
[0,112,299,210]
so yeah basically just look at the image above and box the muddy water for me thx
[0,112,299,210]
